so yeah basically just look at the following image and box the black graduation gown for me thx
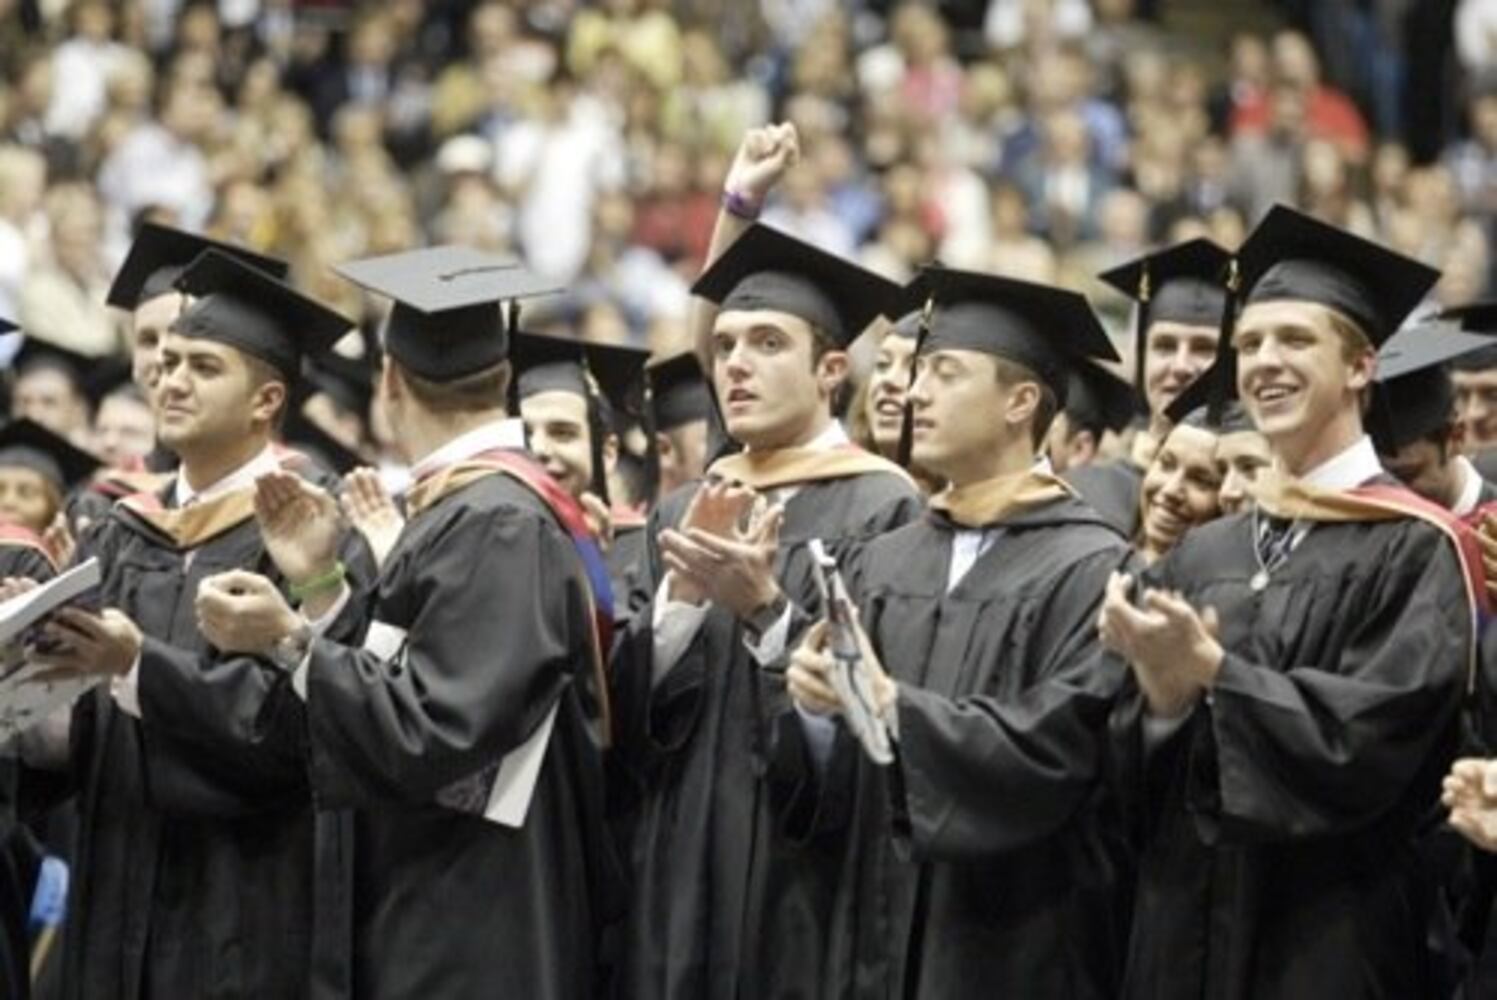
[605,522,649,627]
[52,479,371,1000]
[798,498,1135,998]
[1065,459,1143,538]
[0,542,56,1000]
[300,471,615,1000]
[611,470,922,1000]
[1114,509,1472,1000]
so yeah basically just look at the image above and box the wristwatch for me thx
[743,593,788,639]
[269,620,314,673]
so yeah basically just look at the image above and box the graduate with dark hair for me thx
[611,221,921,999]
[783,266,1137,997]
[191,246,621,999]
[1076,238,1232,535]
[17,250,374,1000]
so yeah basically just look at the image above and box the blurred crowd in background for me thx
[3,0,1497,460]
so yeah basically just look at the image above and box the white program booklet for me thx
[0,559,105,740]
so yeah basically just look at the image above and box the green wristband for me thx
[289,561,346,602]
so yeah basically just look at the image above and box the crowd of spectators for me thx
[2,0,1496,369]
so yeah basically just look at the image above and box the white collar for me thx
[1034,454,1054,474]
[806,420,850,451]
[1453,455,1485,517]
[1298,435,1383,491]
[174,445,280,507]
[410,418,526,481]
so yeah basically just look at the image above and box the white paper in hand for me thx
[806,540,894,766]
[0,559,105,740]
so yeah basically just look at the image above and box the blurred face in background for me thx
[14,368,88,441]
[1455,367,1497,451]
[1143,321,1218,419]
[0,467,59,534]
[864,330,917,456]
[93,391,157,468]
[1216,429,1272,514]
[131,292,184,392]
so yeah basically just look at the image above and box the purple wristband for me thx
[722,188,763,221]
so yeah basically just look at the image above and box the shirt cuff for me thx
[742,602,793,666]
[651,573,709,686]
[302,583,351,635]
[1141,710,1190,748]
[795,703,837,771]
[110,654,143,719]
[291,652,310,703]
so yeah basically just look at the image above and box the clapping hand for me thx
[339,468,404,569]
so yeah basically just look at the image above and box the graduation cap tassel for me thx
[1132,265,1151,393]
[641,382,661,506]
[506,299,521,337]
[895,293,937,469]
[1206,259,1240,428]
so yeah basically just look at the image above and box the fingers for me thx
[1484,759,1497,799]
[580,492,614,546]
[797,618,829,654]
[48,608,107,640]
[746,504,785,547]
[1201,606,1221,639]
[1450,808,1497,853]
[0,576,40,603]
[202,569,273,597]
[255,470,300,510]
[786,661,841,716]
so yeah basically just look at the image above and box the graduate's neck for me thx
[404,405,509,466]
[177,431,270,494]
[741,408,833,453]
[1272,403,1363,478]
[944,436,1035,488]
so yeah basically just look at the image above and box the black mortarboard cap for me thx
[1098,238,1232,391]
[1066,360,1146,437]
[1437,301,1497,372]
[0,317,15,335]
[648,351,712,431]
[107,222,289,310]
[174,250,352,378]
[282,407,365,477]
[1371,320,1496,451]
[305,351,375,420]
[914,265,1119,402]
[1237,205,1439,348]
[1163,365,1255,434]
[0,417,101,492]
[692,224,901,348]
[335,246,560,383]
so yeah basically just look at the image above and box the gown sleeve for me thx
[134,533,377,817]
[302,503,590,807]
[888,544,1134,861]
[1180,522,1471,844]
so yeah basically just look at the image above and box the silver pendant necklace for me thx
[1250,506,1302,592]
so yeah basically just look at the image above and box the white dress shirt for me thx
[1452,455,1486,518]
